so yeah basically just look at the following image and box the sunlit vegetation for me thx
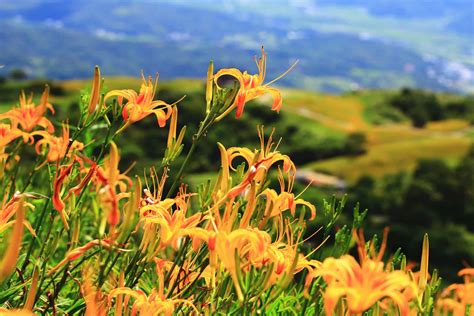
[0,50,472,315]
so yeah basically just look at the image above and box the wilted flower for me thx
[52,160,76,229]
[49,239,112,275]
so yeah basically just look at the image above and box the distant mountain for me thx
[0,0,472,93]
[315,0,471,19]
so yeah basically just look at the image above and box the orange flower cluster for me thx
[437,268,474,316]
[305,230,419,315]
[0,50,471,315]
[0,86,54,133]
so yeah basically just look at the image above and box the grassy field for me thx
[277,89,473,183]
[307,136,471,182]
[281,89,369,132]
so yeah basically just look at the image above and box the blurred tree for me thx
[454,144,474,229]
[390,88,443,127]
[344,132,367,155]
[348,175,380,215]
[9,68,28,81]
[349,149,474,279]
[403,159,458,224]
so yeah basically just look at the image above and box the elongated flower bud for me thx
[88,66,101,114]
[419,233,429,290]
[107,142,120,183]
[0,199,25,281]
[24,268,39,310]
[206,61,214,113]
[167,106,178,148]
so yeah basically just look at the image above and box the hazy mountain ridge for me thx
[0,0,472,93]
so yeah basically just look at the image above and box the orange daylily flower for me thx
[0,124,31,176]
[108,258,198,316]
[216,148,293,204]
[242,220,320,287]
[153,258,201,297]
[0,124,28,177]
[214,47,295,120]
[226,155,274,199]
[315,256,414,315]
[226,128,295,193]
[191,227,274,302]
[0,192,36,236]
[306,230,417,316]
[34,124,84,163]
[140,204,202,253]
[104,73,174,128]
[51,155,99,230]
[139,188,201,257]
[95,142,132,228]
[255,244,320,287]
[212,129,301,228]
[437,268,474,316]
[0,123,26,151]
[0,85,55,133]
[109,287,198,316]
[208,229,259,302]
[258,189,316,228]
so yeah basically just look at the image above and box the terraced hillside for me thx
[279,89,473,183]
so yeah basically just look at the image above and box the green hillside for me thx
[1,77,472,183]
[279,89,473,182]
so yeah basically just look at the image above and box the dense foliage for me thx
[0,50,472,315]
[348,148,474,281]
[389,87,474,127]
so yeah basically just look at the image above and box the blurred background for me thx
[0,0,473,281]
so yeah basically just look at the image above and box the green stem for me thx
[165,108,216,198]
[165,140,197,198]
[98,235,131,286]
[21,199,50,270]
